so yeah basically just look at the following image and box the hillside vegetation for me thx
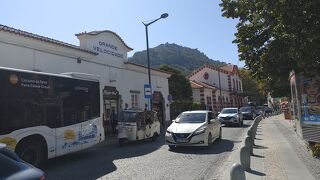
[128,43,225,75]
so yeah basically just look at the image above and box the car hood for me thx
[218,113,237,118]
[167,122,206,133]
[241,111,251,114]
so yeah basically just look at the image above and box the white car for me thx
[217,108,243,126]
[165,110,221,149]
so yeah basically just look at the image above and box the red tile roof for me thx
[187,63,229,78]
[221,64,239,74]
[76,30,133,51]
[0,24,97,55]
[190,80,217,90]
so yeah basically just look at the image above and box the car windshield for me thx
[176,113,206,123]
[118,111,137,122]
[240,107,251,112]
[221,109,237,114]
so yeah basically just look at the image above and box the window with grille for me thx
[131,93,139,108]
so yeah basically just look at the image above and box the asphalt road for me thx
[43,120,253,180]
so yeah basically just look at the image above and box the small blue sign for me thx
[144,84,151,99]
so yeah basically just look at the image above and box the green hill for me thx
[128,43,225,75]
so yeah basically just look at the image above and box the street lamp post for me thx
[218,67,223,111]
[143,13,168,110]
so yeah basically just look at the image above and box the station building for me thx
[0,24,171,136]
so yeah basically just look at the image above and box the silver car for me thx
[217,108,243,126]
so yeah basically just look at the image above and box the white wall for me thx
[0,31,171,121]
[192,89,201,102]
[189,67,229,91]
[232,74,243,92]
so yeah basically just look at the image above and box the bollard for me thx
[230,163,246,180]
[247,129,255,145]
[244,136,253,155]
[247,127,255,138]
[240,146,251,171]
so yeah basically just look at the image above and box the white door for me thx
[207,112,217,138]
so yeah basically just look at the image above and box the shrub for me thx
[170,101,205,120]
[309,142,320,158]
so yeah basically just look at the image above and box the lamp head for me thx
[160,13,169,19]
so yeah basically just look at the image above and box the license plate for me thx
[177,138,188,143]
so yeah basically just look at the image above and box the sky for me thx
[0,0,244,67]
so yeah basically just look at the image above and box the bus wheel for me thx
[151,133,158,142]
[16,139,46,167]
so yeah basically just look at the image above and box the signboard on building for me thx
[93,41,124,59]
[103,86,119,100]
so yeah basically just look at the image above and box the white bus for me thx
[0,67,105,167]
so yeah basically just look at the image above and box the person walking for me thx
[111,109,117,134]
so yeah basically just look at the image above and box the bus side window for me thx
[46,106,62,128]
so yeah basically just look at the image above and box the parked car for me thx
[217,108,243,126]
[265,107,273,116]
[165,110,221,149]
[256,106,266,117]
[240,106,256,120]
[0,143,45,180]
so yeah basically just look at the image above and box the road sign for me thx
[144,84,151,99]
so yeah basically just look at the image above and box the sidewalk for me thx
[223,114,319,180]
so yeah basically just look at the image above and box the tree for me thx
[240,68,267,104]
[220,0,320,97]
[159,64,193,101]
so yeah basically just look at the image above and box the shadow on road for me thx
[42,136,164,180]
[253,144,268,149]
[222,123,251,128]
[246,169,266,176]
[168,138,234,155]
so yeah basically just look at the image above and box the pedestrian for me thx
[111,109,117,134]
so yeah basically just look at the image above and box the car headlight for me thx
[193,126,207,135]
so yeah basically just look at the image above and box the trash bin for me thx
[283,108,291,119]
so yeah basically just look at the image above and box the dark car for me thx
[240,106,256,120]
[0,143,45,180]
[265,107,273,116]
[256,106,266,117]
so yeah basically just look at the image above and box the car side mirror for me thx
[218,112,220,114]
[172,119,176,123]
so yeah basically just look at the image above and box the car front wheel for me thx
[168,145,176,150]
[217,127,222,141]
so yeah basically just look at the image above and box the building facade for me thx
[188,64,244,112]
[0,24,171,136]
